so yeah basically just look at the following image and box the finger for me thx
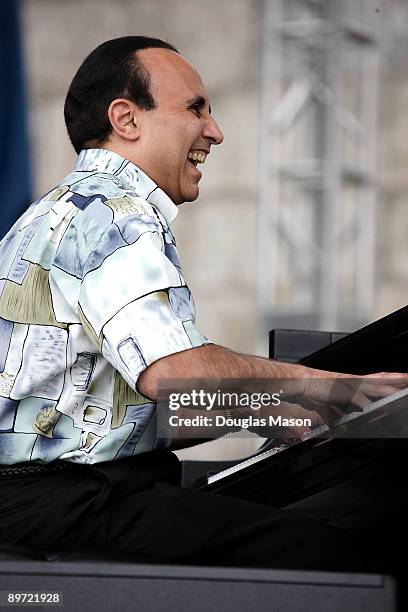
[365,373,408,384]
[308,410,326,427]
[349,391,373,410]
[285,425,312,439]
[378,372,408,379]
[258,426,310,439]
[360,384,404,398]
[316,404,343,426]
[287,405,326,427]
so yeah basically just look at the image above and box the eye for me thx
[190,104,202,118]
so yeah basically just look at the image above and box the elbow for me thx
[136,345,214,400]
[137,365,159,401]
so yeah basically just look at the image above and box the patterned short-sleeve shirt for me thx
[0,148,209,464]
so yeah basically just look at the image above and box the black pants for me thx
[0,449,389,574]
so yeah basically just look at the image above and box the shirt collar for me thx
[75,148,179,225]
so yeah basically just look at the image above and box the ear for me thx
[107,98,141,141]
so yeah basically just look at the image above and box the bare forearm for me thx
[137,343,408,411]
[140,344,408,450]
[138,343,315,400]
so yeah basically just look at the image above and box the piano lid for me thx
[299,304,408,374]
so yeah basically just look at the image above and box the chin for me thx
[182,187,200,203]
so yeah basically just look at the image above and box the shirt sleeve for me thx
[77,214,210,390]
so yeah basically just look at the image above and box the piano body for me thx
[188,304,408,556]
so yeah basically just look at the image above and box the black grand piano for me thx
[186,304,408,596]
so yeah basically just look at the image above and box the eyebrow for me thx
[186,95,212,114]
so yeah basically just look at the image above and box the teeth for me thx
[187,151,207,164]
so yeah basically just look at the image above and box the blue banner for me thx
[0,0,31,239]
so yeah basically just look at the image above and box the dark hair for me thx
[64,36,179,154]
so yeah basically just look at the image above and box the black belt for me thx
[0,461,75,477]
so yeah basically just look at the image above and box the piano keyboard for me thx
[207,385,408,486]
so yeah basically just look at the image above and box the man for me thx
[0,36,405,572]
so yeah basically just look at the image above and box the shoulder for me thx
[49,170,159,230]
[42,172,163,282]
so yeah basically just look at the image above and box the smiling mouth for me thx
[187,151,207,168]
[187,159,202,178]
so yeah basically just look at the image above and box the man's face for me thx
[131,48,224,205]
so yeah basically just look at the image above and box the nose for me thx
[202,115,224,145]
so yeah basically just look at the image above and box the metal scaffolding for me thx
[257,0,380,347]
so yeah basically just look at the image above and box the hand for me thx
[300,371,408,412]
[249,401,326,440]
